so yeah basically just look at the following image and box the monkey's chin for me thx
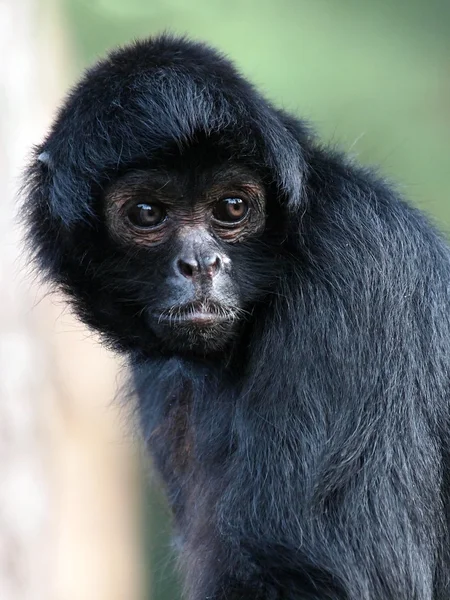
[149,310,238,355]
[155,320,237,354]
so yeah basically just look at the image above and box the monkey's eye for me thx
[127,202,166,228]
[212,198,248,224]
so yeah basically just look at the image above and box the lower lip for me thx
[157,312,228,326]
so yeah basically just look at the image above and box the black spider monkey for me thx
[23,35,450,599]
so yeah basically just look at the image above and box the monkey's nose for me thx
[177,254,222,279]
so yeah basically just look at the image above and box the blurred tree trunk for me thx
[0,1,52,598]
[0,1,145,599]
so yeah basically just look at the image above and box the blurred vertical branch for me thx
[0,0,145,598]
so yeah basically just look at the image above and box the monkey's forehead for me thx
[45,36,265,163]
[32,35,304,224]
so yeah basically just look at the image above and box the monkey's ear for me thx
[21,146,92,281]
[37,151,51,166]
[27,145,94,228]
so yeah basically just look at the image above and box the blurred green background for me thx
[60,1,449,598]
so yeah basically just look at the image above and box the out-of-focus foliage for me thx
[61,1,450,598]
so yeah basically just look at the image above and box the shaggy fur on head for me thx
[23,35,450,600]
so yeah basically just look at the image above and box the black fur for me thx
[23,35,450,599]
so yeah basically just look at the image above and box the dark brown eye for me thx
[213,198,248,223]
[127,202,166,228]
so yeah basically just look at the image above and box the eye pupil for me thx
[127,202,165,228]
[213,198,248,223]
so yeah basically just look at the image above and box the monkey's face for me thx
[103,164,269,354]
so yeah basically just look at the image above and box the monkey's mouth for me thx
[155,301,239,327]
[149,301,244,352]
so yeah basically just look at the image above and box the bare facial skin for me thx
[103,164,267,352]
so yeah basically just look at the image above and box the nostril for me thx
[177,259,195,278]
[209,255,221,277]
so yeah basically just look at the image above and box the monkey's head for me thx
[23,36,307,357]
